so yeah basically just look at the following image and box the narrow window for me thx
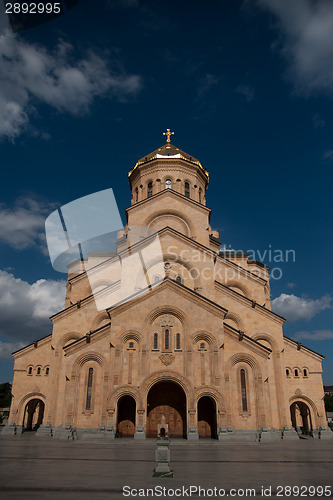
[185,181,190,198]
[176,333,181,350]
[165,329,170,350]
[37,367,41,375]
[45,367,49,375]
[135,187,138,202]
[286,369,290,377]
[165,179,172,189]
[200,342,205,349]
[28,367,32,375]
[129,341,134,349]
[199,187,202,203]
[86,368,93,410]
[176,276,181,284]
[295,369,299,377]
[153,333,158,350]
[303,369,308,377]
[147,181,153,198]
[240,369,248,412]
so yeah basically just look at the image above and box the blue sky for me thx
[0,0,333,384]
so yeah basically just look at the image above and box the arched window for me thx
[165,329,170,350]
[185,181,190,198]
[165,179,172,189]
[200,342,205,349]
[135,187,138,203]
[28,367,32,375]
[86,368,93,410]
[240,369,248,412]
[45,367,49,375]
[303,368,308,377]
[199,187,202,203]
[176,276,182,284]
[147,181,153,198]
[176,333,181,350]
[37,367,41,375]
[153,333,158,350]
[129,341,134,349]
[295,369,299,377]
[286,369,290,377]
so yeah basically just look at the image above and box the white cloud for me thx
[258,0,333,95]
[323,150,333,160]
[286,282,297,289]
[313,113,325,129]
[0,34,142,140]
[236,84,254,102]
[271,293,331,321]
[0,196,58,252]
[197,74,221,98]
[294,329,333,341]
[0,270,66,359]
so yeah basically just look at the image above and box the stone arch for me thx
[194,386,225,411]
[140,370,195,408]
[226,353,262,376]
[224,312,244,331]
[17,392,46,414]
[225,280,250,298]
[289,394,320,430]
[89,279,113,293]
[108,385,143,410]
[57,332,82,350]
[192,331,217,350]
[90,311,110,331]
[146,306,188,327]
[72,352,107,377]
[120,330,143,344]
[252,333,278,353]
[144,209,194,238]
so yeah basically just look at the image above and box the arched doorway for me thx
[146,381,186,438]
[197,396,217,438]
[117,395,136,437]
[23,399,45,431]
[290,401,313,435]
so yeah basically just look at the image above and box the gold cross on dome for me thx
[163,129,174,143]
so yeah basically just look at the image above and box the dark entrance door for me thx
[147,381,186,438]
[23,399,45,431]
[290,401,312,435]
[117,395,136,437]
[197,396,217,438]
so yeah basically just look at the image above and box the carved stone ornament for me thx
[160,314,175,327]
[295,388,303,396]
[159,354,175,366]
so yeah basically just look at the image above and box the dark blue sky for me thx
[0,0,333,383]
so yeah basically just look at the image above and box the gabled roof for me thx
[107,276,228,320]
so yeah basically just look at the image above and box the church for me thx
[5,131,332,441]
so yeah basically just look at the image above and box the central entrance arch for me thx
[117,395,136,437]
[146,381,186,438]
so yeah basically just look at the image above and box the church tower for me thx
[6,131,331,441]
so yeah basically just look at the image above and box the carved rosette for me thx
[159,354,175,366]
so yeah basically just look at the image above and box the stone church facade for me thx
[6,134,332,440]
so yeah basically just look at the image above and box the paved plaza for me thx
[0,435,332,500]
